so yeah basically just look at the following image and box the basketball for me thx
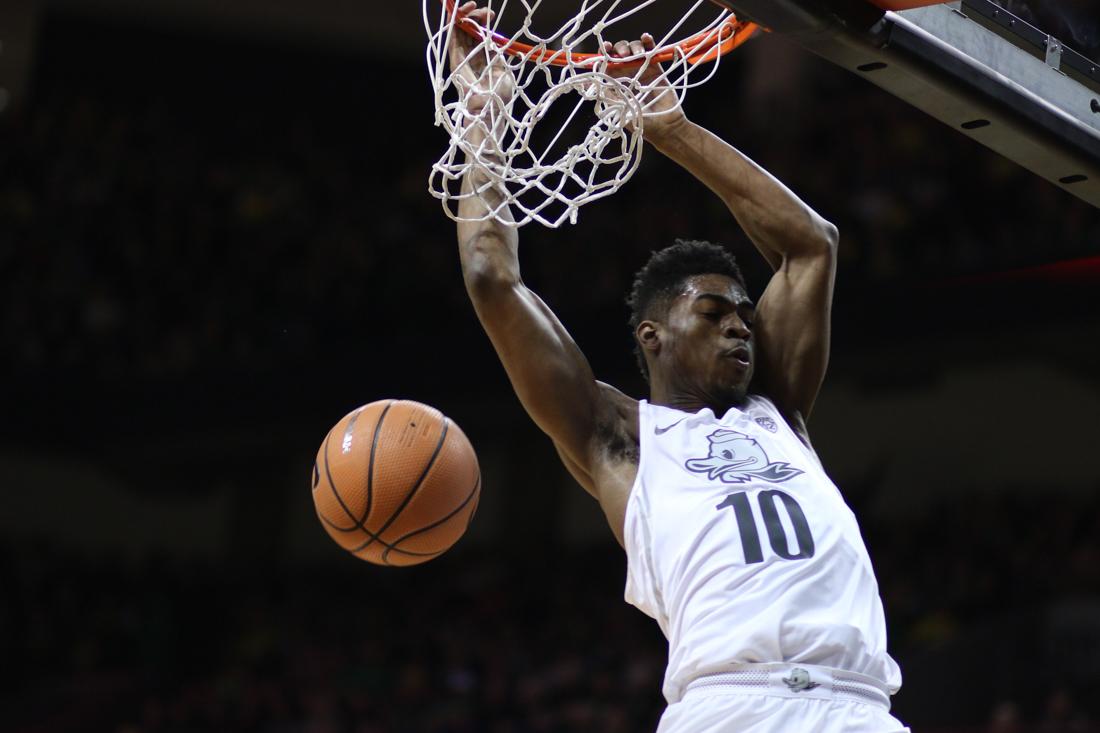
[311,399,480,566]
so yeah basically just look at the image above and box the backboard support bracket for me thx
[716,0,1100,208]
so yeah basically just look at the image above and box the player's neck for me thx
[648,381,746,416]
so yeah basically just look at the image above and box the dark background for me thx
[1,1,1099,732]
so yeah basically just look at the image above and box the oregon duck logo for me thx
[782,668,820,692]
[685,429,803,484]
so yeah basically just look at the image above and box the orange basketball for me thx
[311,399,480,566]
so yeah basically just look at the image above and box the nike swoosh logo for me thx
[654,417,687,435]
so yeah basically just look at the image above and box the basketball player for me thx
[448,4,908,731]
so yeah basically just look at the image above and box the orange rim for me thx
[440,0,758,69]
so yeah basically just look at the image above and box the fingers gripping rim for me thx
[439,0,758,68]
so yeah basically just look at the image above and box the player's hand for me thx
[448,2,515,142]
[603,34,688,141]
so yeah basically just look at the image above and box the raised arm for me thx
[450,4,608,478]
[608,38,838,426]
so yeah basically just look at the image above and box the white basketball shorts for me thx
[657,664,911,733]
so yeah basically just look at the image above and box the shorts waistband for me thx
[681,663,892,710]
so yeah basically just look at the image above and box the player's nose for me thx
[723,317,750,339]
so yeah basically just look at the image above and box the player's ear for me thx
[636,320,661,356]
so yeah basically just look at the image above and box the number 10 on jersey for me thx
[716,490,816,564]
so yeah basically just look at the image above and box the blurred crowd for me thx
[3,491,1099,733]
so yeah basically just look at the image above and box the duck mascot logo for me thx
[685,429,803,484]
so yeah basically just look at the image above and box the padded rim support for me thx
[714,0,1100,209]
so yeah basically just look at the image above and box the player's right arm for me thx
[449,4,609,479]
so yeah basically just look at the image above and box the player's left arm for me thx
[608,38,838,426]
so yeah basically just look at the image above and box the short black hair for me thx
[626,239,746,381]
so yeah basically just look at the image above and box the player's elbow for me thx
[461,233,520,297]
[813,217,839,253]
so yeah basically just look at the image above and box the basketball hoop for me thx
[424,0,758,228]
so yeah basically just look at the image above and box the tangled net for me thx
[424,0,757,227]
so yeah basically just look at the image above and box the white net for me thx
[424,0,756,228]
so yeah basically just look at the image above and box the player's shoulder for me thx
[749,390,814,451]
[596,380,638,410]
[596,381,639,426]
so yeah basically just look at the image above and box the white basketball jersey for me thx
[624,396,902,704]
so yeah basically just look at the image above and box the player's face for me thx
[663,275,756,405]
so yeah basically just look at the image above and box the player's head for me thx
[627,240,754,405]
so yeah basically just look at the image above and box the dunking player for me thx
[448,3,908,731]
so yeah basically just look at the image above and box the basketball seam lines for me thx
[321,427,360,532]
[362,401,395,525]
[465,492,479,531]
[350,417,450,556]
[381,471,480,564]
[315,512,440,559]
[316,511,416,551]
[319,400,393,536]
[317,407,475,563]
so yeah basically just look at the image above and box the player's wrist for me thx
[643,113,691,147]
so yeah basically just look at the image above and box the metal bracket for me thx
[1045,36,1063,70]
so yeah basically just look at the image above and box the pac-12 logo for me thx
[754,416,778,433]
[685,429,803,484]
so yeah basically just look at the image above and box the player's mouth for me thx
[722,345,751,367]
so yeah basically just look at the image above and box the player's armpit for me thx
[752,239,837,425]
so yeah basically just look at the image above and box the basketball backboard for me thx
[714,0,1100,209]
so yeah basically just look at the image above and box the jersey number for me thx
[716,490,815,563]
